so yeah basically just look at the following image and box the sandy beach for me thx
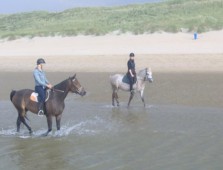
[0,30,223,105]
[0,31,223,107]
[0,31,223,73]
[1,31,223,170]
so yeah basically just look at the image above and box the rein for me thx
[137,76,146,81]
[52,88,65,93]
[44,88,64,102]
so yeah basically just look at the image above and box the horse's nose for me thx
[149,78,153,83]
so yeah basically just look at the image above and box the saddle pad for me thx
[122,74,137,84]
[30,90,50,103]
[122,74,130,84]
[30,92,38,102]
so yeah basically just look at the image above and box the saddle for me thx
[30,89,50,103]
[122,74,137,84]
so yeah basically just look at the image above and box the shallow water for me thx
[1,72,223,170]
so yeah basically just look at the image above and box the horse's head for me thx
[146,68,153,83]
[138,68,153,83]
[69,74,86,96]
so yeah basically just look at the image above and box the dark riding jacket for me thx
[127,59,136,75]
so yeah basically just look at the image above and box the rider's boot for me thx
[37,102,44,116]
[130,84,135,94]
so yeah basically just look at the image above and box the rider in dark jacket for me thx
[127,53,136,93]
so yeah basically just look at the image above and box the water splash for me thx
[0,115,118,138]
[0,128,17,136]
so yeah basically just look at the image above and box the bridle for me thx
[76,86,84,94]
[70,78,83,94]
[139,68,150,81]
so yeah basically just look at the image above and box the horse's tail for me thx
[10,90,16,102]
[109,75,114,89]
[110,75,117,91]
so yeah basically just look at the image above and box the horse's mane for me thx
[54,78,70,90]
[138,68,147,78]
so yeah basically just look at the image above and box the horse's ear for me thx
[71,74,76,78]
[69,74,76,80]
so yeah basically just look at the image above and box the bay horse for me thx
[10,74,86,136]
[110,68,153,107]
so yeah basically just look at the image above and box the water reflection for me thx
[110,105,152,131]
[12,138,72,170]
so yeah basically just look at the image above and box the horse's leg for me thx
[128,92,134,107]
[16,107,32,134]
[115,92,120,107]
[16,116,21,132]
[140,90,146,107]
[20,116,33,134]
[44,114,52,136]
[112,91,115,106]
[56,114,62,131]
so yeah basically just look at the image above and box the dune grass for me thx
[0,0,222,39]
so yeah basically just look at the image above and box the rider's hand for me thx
[47,84,53,89]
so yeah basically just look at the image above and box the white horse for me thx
[110,68,153,107]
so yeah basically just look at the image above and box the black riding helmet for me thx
[37,58,46,65]
[129,53,135,57]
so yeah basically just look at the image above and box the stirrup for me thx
[38,110,44,117]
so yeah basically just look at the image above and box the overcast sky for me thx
[0,0,163,14]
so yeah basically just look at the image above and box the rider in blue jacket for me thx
[33,58,52,116]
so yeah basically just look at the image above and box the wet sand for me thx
[1,72,223,108]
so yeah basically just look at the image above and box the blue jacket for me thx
[33,68,49,88]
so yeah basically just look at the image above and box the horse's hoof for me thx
[42,129,52,137]
[41,132,49,137]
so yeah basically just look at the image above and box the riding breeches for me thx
[35,86,46,103]
[127,74,135,91]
